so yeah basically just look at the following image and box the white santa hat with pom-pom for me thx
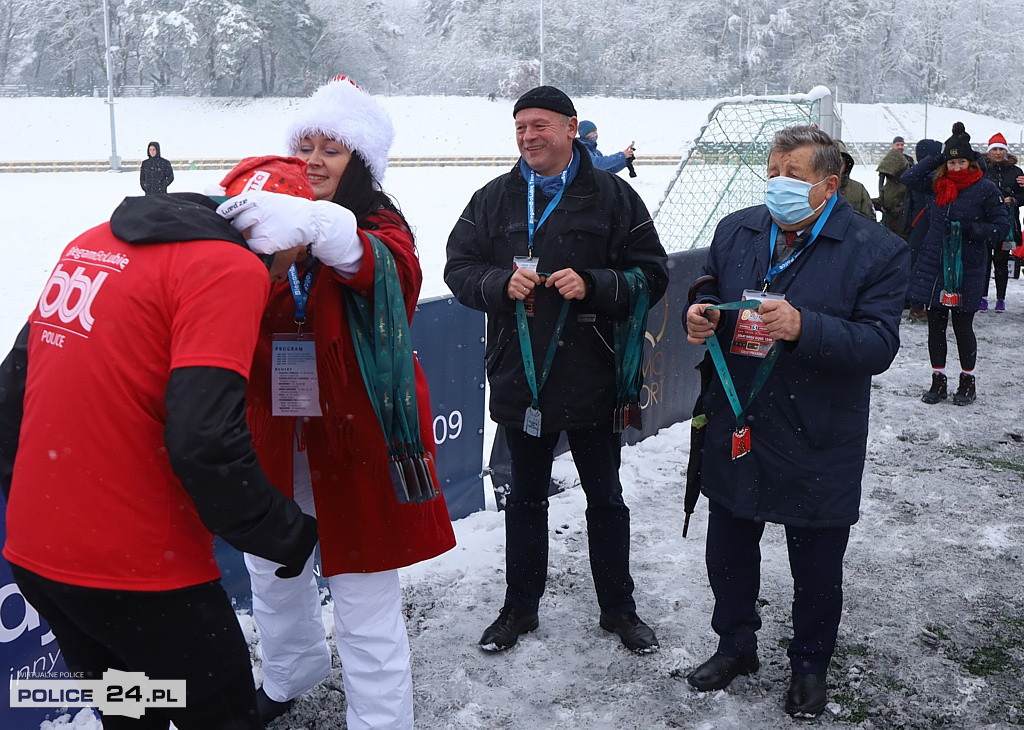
[285,75,394,184]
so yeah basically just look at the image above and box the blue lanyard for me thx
[287,262,316,322]
[764,193,837,288]
[527,169,568,257]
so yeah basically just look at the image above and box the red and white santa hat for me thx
[285,75,394,185]
[988,133,1009,151]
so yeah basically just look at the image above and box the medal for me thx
[523,406,542,437]
[731,427,751,460]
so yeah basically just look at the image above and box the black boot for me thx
[478,605,539,652]
[687,652,760,691]
[921,372,947,404]
[599,611,659,654]
[952,372,976,406]
[255,687,294,724]
[785,672,827,717]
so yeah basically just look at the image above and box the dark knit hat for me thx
[942,122,978,162]
[893,136,905,144]
[915,138,942,163]
[513,86,577,118]
[578,120,597,138]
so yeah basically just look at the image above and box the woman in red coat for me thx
[218,76,455,729]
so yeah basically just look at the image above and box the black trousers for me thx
[503,425,636,615]
[705,499,850,675]
[926,305,977,371]
[11,565,262,730]
[984,243,1010,300]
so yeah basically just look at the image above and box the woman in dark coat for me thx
[903,123,1009,405]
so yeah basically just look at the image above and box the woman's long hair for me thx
[331,152,411,237]
[932,159,981,186]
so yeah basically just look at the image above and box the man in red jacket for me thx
[0,160,319,729]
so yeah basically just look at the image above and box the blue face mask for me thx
[765,176,828,225]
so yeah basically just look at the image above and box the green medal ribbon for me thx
[703,300,781,432]
[613,268,651,431]
[344,233,438,504]
[942,221,963,295]
[516,295,571,411]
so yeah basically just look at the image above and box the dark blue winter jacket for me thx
[902,154,1009,310]
[904,139,942,261]
[579,135,629,174]
[694,196,908,527]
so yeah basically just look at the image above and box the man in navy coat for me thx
[683,125,909,717]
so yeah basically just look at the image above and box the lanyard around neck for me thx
[287,261,317,323]
[527,169,568,257]
[765,193,837,289]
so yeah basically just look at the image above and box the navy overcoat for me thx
[902,154,1009,310]
[694,196,909,527]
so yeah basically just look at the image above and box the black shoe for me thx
[687,652,759,691]
[785,672,827,717]
[952,372,976,406]
[255,686,294,724]
[921,372,947,404]
[478,605,539,652]
[599,611,659,654]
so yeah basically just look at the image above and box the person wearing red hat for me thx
[980,132,1024,312]
[0,169,319,728]
[217,77,455,730]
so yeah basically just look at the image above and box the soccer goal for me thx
[653,86,841,253]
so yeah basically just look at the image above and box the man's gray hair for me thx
[770,125,843,179]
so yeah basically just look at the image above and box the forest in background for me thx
[0,0,1017,118]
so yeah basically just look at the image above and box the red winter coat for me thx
[247,208,456,575]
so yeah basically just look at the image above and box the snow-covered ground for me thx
[5,95,1024,728]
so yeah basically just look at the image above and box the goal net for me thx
[653,86,841,253]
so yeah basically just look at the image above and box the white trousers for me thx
[245,437,414,729]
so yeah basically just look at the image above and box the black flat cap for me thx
[513,86,577,118]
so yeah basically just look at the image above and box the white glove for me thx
[217,191,361,274]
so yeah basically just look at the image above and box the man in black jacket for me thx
[140,140,175,195]
[445,86,669,655]
[0,178,317,729]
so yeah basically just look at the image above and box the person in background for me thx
[683,125,908,718]
[445,86,668,656]
[979,133,1023,312]
[836,141,875,219]
[903,122,1009,405]
[0,175,319,729]
[875,135,911,239]
[902,138,943,322]
[139,141,174,195]
[577,119,636,175]
[217,76,456,730]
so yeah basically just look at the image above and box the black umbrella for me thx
[682,275,717,537]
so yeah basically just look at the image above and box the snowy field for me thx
[4,95,1023,728]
